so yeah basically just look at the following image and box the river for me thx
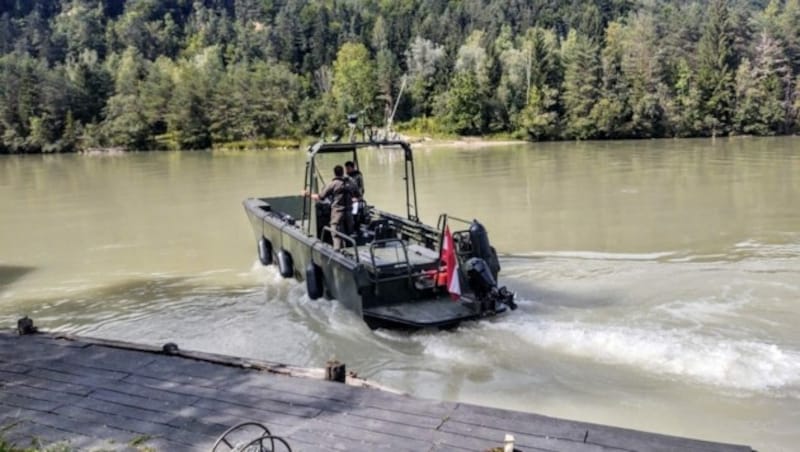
[1,137,798,451]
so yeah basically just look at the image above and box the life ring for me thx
[257,237,273,265]
[277,250,293,278]
[305,263,324,300]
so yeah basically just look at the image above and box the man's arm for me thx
[317,182,334,201]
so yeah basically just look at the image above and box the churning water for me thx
[1,138,798,450]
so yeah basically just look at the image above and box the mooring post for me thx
[162,342,180,355]
[17,316,37,335]
[325,359,346,383]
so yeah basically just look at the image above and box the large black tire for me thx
[305,263,324,300]
[257,237,273,266]
[277,250,293,278]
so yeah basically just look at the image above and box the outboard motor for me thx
[469,221,501,278]
[465,257,516,312]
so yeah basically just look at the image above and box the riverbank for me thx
[0,330,753,452]
[210,133,527,151]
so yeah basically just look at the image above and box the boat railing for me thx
[322,226,360,263]
[368,239,413,294]
[437,213,473,231]
[374,210,439,249]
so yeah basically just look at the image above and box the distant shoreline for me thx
[6,133,796,155]
[406,137,526,149]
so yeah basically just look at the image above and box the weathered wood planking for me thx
[0,332,753,452]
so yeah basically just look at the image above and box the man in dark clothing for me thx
[305,165,354,249]
[344,161,364,198]
[344,161,367,228]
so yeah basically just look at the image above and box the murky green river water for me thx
[1,137,799,450]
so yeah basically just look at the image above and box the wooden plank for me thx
[0,391,71,413]
[30,358,132,381]
[428,444,473,452]
[0,369,93,396]
[1,419,114,451]
[59,344,158,373]
[0,362,31,374]
[88,388,191,414]
[52,405,215,447]
[430,428,508,451]
[70,395,237,438]
[2,405,136,445]
[72,396,173,424]
[286,418,425,452]
[439,419,625,452]
[124,373,352,416]
[192,395,321,421]
[309,413,434,449]
[337,405,445,429]
[447,402,589,442]
[585,425,753,452]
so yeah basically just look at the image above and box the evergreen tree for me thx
[593,21,629,138]
[620,12,667,137]
[140,56,175,138]
[514,27,561,139]
[404,36,447,116]
[166,47,222,150]
[495,25,527,130]
[734,32,791,135]
[52,0,107,60]
[696,0,736,136]
[779,0,800,74]
[517,84,559,140]
[794,76,800,130]
[670,58,703,136]
[561,29,600,139]
[103,48,151,149]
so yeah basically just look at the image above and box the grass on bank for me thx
[0,427,156,452]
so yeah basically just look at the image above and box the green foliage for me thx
[696,0,737,136]
[734,32,791,135]
[210,60,304,142]
[331,43,378,125]
[517,85,559,140]
[561,30,601,139]
[795,76,800,129]
[435,71,488,135]
[0,0,799,153]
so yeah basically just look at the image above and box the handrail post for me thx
[322,226,359,262]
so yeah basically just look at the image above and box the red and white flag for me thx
[441,226,462,300]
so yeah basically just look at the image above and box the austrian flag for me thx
[441,226,462,300]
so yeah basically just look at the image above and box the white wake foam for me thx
[511,250,676,261]
[497,320,800,392]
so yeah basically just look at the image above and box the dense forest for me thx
[0,0,799,152]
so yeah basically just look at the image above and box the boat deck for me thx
[344,243,439,268]
[0,332,753,452]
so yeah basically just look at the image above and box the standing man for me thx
[345,160,366,226]
[344,161,364,198]
[304,165,353,249]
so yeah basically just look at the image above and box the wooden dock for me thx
[1,331,753,452]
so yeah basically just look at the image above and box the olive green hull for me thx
[244,197,506,329]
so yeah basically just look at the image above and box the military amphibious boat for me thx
[243,139,516,329]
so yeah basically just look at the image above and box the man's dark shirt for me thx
[347,170,365,197]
